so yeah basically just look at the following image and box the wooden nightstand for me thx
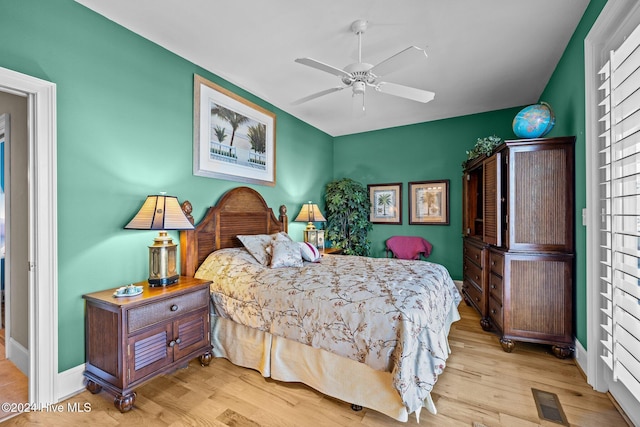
[82,276,212,412]
[322,247,343,255]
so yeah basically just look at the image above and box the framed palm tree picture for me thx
[409,180,450,225]
[193,74,276,186]
[368,183,402,224]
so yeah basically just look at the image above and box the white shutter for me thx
[598,21,640,398]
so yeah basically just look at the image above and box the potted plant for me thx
[325,178,373,256]
[464,135,502,165]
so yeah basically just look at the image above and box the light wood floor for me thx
[0,328,29,423]
[1,304,630,426]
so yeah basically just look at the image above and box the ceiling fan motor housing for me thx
[342,62,375,86]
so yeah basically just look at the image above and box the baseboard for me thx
[7,337,29,376]
[56,363,86,402]
[574,338,587,375]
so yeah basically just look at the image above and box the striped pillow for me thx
[299,242,321,262]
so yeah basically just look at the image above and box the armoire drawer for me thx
[463,240,484,267]
[463,258,483,288]
[488,296,503,331]
[463,280,483,311]
[489,251,504,276]
[489,273,503,304]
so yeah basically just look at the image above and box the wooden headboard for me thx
[180,186,288,277]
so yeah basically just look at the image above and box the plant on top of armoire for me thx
[325,178,372,256]
[463,135,502,166]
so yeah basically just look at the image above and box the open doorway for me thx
[0,66,58,408]
[0,91,29,379]
[0,97,30,421]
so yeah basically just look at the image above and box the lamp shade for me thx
[125,195,193,287]
[125,195,194,230]
[294,202,326,226]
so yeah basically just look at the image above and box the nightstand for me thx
[322,247,343,255]
[82,276,212,412]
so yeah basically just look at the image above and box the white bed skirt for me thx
[210,300,461,422]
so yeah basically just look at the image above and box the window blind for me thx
[598,21,640,399]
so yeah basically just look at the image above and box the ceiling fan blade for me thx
[375,82,435,103]
[369,46,428,78]
[295,58,353,79]
[292,86,346,105]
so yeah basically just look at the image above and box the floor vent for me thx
[532,388,569,426]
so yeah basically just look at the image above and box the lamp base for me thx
[303,229,325,249]
[148,274,179,287]
[148,231,180,287]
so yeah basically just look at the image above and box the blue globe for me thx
[512,102,555,139]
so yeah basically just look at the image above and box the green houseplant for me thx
[325,178,373,256]
[465,135,502,163]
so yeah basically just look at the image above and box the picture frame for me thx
[368,183,402,224]
[409,180,450,225]
[193,74,276,186]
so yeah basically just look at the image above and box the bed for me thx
[179,186,461,422]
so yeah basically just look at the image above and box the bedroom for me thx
[0,0,638,425]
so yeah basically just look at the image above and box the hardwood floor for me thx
[0,328,29,423]
[1,304,630,426]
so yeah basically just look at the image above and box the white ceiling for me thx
[75,0,589,137]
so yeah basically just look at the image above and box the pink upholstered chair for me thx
[385,236,433,260]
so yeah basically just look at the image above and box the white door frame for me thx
[0,66,57,405]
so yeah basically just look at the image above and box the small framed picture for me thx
[368,183,402,224]
[409,180,450,225]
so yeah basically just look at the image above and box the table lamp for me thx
[294,201,326,248]
[125,194,194,286]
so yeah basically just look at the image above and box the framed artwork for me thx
[409,180,450,225]
[368,183,402,224]
[193,74,276,186]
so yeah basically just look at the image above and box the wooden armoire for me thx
[461,136,575,358]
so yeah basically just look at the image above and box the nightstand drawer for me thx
[128,288,208,333]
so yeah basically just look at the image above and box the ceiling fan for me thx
[293,19,435,110]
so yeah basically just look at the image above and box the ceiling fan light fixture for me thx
[292,19,435,108]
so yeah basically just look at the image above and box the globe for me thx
[512,102,555,139]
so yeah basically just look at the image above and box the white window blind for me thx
[598,22,640,399]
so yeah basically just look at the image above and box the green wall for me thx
[0,0,609,372]
[538,0,608,349]
[0,0,333,371]
[333,107,522,279]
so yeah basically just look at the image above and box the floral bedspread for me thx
[195,248,461,415]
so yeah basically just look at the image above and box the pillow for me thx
[270,240,303,268]
[274,231,293,242]
[237,234,275,265]
[237,232,293,265]
[299,242,321,262]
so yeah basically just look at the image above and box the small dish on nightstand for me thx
[113,284,143,298]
